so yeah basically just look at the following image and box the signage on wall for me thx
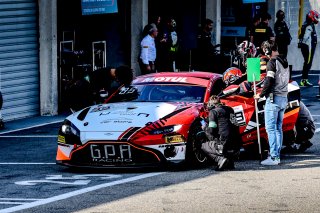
[242,0,266,3]
[221,26,246,37]
[81,0,118,15]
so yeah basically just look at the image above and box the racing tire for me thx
[185,121,208,168]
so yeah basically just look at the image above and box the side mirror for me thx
[99,89,108,98]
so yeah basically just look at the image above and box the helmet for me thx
[307,10,319,24]
[261,40,272,56]
[223,67,242,86]
[237,41,257,58]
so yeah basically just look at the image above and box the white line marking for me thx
[0,120,63,135]
[316,128,320,133]
[0,172,164,213]
[0,135,57,138]
[0,198,44,201]
[15,180,91,186]
[0,163,55,165]
[0,202,28,205]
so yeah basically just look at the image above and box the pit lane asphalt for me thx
[0,114,66,137]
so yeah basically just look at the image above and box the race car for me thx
[56,71,311,168]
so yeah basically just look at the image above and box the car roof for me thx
[137,71,220,79]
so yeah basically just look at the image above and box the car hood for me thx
[69,102,183,132]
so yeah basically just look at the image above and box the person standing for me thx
[157,17,179,72]
[196,18,216,72]
[299,10,319,86]
[142,15,162,38]
[139,23,158,75]
[246,14,260,42]
[274,10,292,58]
[64,65,133,111]
[251,12,275,54]
[254,40,289,166]
[201,95,240,171]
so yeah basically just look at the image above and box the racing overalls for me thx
[201,104,239,168]
[196,30,216,72]
[274,19,291,58]
[300,23,317,80]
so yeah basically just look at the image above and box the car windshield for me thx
[107,84,206,103]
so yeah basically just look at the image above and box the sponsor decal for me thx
[91,106,110,113]
[119,87,137,94]
[90,144,133,163]
[138,113,150,117]
[101,120,133,124]
[114,120,132,124]
[100,112,111,116]
[99,111,150,117]
[142,77,187,83]
[58,135,65,143]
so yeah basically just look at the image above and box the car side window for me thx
[210,78,225,96]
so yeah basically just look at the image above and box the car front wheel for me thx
[185,121,208,168]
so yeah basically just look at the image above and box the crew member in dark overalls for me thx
[201,95,240,171]
[196,19,216,72]
[274,10,292,58]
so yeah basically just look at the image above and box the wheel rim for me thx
[192,130,207,163]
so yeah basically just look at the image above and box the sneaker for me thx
[300,79,313,87]
[215,157,228,171]
[260,156,279,166]
[298,141,313,152]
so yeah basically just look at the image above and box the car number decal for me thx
[232,105,246,126]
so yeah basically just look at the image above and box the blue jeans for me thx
[264,95,288,158]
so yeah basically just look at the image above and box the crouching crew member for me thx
[201,95,240,171]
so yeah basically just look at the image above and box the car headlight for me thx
[58,120,81,145]
[149,125,182,135]
[61,120,80,137]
